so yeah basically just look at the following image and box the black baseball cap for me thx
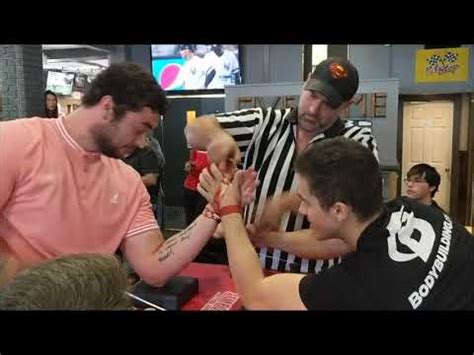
[304,57,359,108]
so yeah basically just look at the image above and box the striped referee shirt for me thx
[215,107,379,273]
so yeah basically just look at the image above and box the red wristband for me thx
[202,207,221,222]
[219,205,241,217]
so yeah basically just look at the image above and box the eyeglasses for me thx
[404,177,427,184]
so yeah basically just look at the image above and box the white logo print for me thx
[111,193,119,204]
[386,206,435,263]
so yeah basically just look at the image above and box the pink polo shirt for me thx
[0,117,159,277]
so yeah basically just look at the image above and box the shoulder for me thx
[1,117,56,150]
[341,122,375,138]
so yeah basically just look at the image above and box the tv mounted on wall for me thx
[46,71,75,96]
[150,44,241,94]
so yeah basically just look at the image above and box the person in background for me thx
[147,134,166,226]
[203,45,240,89]
[184,149,211,226]
[123,135,165,224]
[178,45,215,90]
[44,90,59,118]
[404,163,444,212]
[183,149,228,264]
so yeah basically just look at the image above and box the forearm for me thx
[265,229,353,260]
[141,173,158,187]
[185,116,225,150]
[276,192,302,214]
[146,215,218,286]
[222,214,265,306]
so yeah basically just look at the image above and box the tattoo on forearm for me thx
[158,248,174,262]
[157,221,197,263]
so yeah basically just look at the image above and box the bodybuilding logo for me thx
[386,207,435,263]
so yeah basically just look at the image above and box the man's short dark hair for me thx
[0,254,131,310]
[407,163,441,197]
[82,62,168,120]
[296,137,383,221]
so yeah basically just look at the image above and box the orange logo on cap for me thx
[329,63,348,79]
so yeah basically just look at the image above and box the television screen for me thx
[73,73,89,92]
[46,71,75,96]
[151,45,241,92]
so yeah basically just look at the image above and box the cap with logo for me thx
[304,57,359,108]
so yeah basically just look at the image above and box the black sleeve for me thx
[298,261,373,310]
[138,149,161,175]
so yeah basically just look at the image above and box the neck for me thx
[419,196,433,206]
[339,209,383,250]
[296,117,340,153]
[296,129,314,153]
[62,107,100,152]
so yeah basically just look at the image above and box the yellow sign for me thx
[415,47,469,83]
[186,110,197,125]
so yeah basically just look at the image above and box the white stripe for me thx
[348,128,371,143]
[271,249,282,270]
[55,117,83,151]
[342,125,360,138]
[237,140,252,148]
[315,260,324,274]
[309,132,325,144]
[261,110,285,164]
[254,124,292,221]
[217,109,261,122]
[292,209,305,232]
[226,126,255,138]
[250,109,280,167]
[245,110,278,223]
[126,224,159,238]
[285,251,296,271]
[259,247,268,268]
[346,128,380,161]
[300,258,309,273]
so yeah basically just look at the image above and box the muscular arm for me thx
[185,116,240,176]
[222,214,307,310]
[120,213,218,287]
[254,229,353,260]
[250,192,352,259]
[255,192,302,232]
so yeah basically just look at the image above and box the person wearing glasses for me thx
[404,163,444,212]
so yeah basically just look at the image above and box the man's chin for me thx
[298,121,319,133]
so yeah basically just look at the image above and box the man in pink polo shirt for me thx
[0,62,225,286]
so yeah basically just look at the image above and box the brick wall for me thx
[0,45,44,121]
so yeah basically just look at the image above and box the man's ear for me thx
[330,202,350,223]
[98,95,114,121]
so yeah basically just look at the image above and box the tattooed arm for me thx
[120,212,218,287]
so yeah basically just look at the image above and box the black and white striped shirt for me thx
[216,107,379,273]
